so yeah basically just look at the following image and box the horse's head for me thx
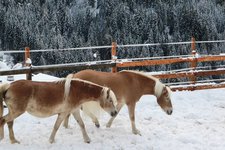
[156,86,173,115]
[100,87,118,117]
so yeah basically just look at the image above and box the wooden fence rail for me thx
[154,69,225,79]
[116,55,225,67]
[0,61,116,76]
[1,38,225,92]
[170,84,225,91]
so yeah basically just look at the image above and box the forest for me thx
[0,0,225,76]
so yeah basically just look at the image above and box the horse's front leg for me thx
[49,113,67,143]
[106,103,123,128]
[83,109,100,128]
[127,102,141,135]
[72,109,90,143]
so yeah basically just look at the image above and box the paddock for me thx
[0,74,225,150]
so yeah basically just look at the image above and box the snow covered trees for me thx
[0,0,224,75]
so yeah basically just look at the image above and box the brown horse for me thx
[64,69,173,135]
[0,78,117,144]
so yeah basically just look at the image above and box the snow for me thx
[0,62,10,70]
[25,58,32,64]
[12,63,23,69]
[1,74,225,150]
[0,73,59,83]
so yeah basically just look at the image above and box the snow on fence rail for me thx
[0,60,116,76]
[1,39,225,54]
[1,38,225,91]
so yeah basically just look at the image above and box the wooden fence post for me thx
[190,37,197,84]
[111,42,117,73]
[25,47,32,80]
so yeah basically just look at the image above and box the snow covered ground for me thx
[1,74,225,150]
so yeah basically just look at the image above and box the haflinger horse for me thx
[64,69,173,135]
[0,78,118,144]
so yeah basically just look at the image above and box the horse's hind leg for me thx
[0,117,5,140]
[0,100,4,140]
[0,120,18,143]
[72,109,90,143]
[0,112,22,143]
[49,113,67,143]
[106,103,123,128]
[63,114,70,128]
[7,121,20,144]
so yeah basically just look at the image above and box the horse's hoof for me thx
[63,123,69,129]
[95,123,100,128]
[49,138,55,144]
[132,129,141,136]
[106,123,111,128]
[11,139,20,144]
[86,141,90,144]
[84,139,91,143]
[0,135,3,141]
[64,125,69,129]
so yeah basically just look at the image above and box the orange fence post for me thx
[191,37,196,56]
[25,47,32,80]
[111,42,117,73]
[190,37,197,84]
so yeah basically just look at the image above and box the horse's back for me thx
[8,80,64,101]
[5,80,66,117]
[74,70,128,88]
[73,70,143,102]
[6,80,33,100]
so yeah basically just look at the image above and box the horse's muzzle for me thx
[166,109,173,115]
[111,111,118,117]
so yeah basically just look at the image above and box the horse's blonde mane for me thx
[65,74,107,101]
[154,80,165,98]
[102,87,118,107]
[120,70,159,81]
[66,74,105,88]
[54,78,66,84]
[120,70,167,98]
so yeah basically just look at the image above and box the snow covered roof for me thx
[0,73,59,83]
[1,61,59,82]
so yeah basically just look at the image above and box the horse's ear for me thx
[163,87,168,95]
[106,88,110,99]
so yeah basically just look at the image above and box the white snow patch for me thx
[0,74,225,150]
[0,61,10,70]
[25,58,32,64]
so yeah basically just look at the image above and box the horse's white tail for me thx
[0,83,10,117]
[82,101,101,118]
[64,74,74,101]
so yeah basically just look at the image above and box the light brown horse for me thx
[0,78,117,144]
[64,69,173,135]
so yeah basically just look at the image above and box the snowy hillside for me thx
[1,74,225,150]
[1,0,225,68]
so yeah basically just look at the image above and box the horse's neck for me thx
[120,71,156,97]
[134,74,156,96]
[70,81,102,103]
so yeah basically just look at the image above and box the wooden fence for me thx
[1,38,225,92]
